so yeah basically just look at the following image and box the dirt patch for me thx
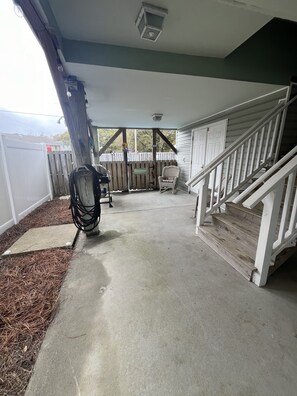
[0,199,74,395]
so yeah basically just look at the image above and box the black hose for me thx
[69,165,101,232]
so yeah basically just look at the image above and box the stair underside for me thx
[198,202,296,282]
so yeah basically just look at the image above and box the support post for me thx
[196,174,210,231]
[17,0,99,235]
[152,129,157,189]
[67,81,99,236]
[122,128,129,191]
[253,182,284,286]
[67,80,92,165]
[90,125,100,165]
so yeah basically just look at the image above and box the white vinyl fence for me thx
[99,152,176,162]
[0,135,52,235]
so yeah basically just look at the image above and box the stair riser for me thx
[198,227,254,281]
[226,204,262,227]
[212,217,257,260]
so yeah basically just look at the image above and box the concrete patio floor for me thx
[26,191,297,396]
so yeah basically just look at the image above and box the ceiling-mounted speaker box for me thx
[136,3,168,42]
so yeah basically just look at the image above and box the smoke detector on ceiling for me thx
[136,3,168,42]
[152,113,163,121]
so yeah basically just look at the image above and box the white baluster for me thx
[269,113,281,159]
[210,167,217,210]
[263,120,272,161]
[243,138,252,179]
[256,126,265,169]
[216,162,223,205]
[277,171,296,244]
[223,156,231,198]
[249,131,258,175]
[230,149,238,192]
[235,145,244,187]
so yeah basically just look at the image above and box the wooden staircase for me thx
[198,202,261,281]
[186,93,297,285]
[198,200,297,282]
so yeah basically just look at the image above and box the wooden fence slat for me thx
[48,152,177,195]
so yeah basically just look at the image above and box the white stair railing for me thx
[186,94,297,226]
[233,145,297,204]
[242,153,297,286]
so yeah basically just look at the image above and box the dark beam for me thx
[155,129,177,154]
[152,129,157,162]
[122,128,129,191]
[98,128,123,156]
[67,80,92,164]
[152,129,157,189]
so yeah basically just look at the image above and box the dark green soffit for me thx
[61,18,297,85]
[36,0,297,86]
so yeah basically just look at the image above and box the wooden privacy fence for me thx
[48,151,177,196]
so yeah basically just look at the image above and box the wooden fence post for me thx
[122,128,129,191]
[152,129,157,189]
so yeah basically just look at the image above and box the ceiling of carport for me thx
[67,63,284,129]
[47,0,271,58]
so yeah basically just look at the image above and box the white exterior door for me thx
[190,120,227,193]
[190,127,207,194]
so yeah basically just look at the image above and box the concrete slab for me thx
[2,224,77,256]
[26,192,297,396]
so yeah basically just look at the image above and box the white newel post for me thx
[196,174,209,231]
[253,181,284,286]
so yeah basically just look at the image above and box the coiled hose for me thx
[69,165,101,232]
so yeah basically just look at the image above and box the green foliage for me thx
[98,129,122,153]
[53,130,70,143]
[98,129,176,152]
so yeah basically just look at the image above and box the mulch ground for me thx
[0,199,74,396]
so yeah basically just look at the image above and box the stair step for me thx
[226,202,262,227]
[212,213,259,256]
[198,224,256,281]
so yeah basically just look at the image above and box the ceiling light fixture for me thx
[152,113,163,121]
[135,3,168,42]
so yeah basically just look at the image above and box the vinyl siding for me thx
[176,129,192,192]
[177,88,288,191]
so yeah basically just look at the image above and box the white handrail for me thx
[234,145,297,204]
[242,155,297,209]
[186,94,297,188]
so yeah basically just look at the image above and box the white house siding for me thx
[176,129,192,192]
[176,88,288,192]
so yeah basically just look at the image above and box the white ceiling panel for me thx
[66,63,284,128]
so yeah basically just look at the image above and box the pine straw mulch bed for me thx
[0,199,74,396]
